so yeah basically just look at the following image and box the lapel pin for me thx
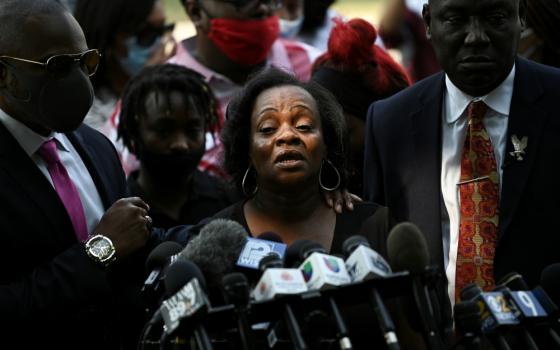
[510,134,528,161]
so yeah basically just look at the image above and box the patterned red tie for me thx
[38,139,89,242]
[455,101,499,302]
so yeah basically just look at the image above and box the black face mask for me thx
[1,65,94,133]
[137,147,205,184]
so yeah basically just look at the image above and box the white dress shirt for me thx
[0,109,104,236]
[441,66,515,306]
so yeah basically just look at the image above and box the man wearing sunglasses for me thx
[164,0,320,178]
[0,1,190,348]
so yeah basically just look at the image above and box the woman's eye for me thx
[296,124,312,131]
[259,126,275,134]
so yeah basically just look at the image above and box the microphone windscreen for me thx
[497,271,528,291]
[341,235,369,258]
[164,260,207,296]
[145,241,184,272]
[179,219,248,288]
[541,263,560,306]
[386,222,429,273]
[221,272,250,306]
[257,231,284,243]
[285,239,315,268]
[454,300,481,333]
[299,241,327,259]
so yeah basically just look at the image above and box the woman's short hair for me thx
[221,67,349,192]
[118,63,219,153]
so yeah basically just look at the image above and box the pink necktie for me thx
[38,139,89,242]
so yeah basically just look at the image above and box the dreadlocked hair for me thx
[313,18,411,99]
[118,64,220,154]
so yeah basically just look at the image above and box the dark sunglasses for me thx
[0,49,101,76]
[135,23,175,47]
[218,0,283,10]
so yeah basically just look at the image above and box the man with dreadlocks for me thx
[118,64,237,228]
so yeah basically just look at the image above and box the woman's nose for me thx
[275,125,301,145]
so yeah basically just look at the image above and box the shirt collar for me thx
[0,108,70,156]
[445,64,516,124]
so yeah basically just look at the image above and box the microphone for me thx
[294,241,353,350]
[257,231,284,243]
[141,242,184,316]
[160,260,213,350]
[252,253,308,301]
[254,252,308,350]
[222,273,255,350]
[236,235,287,272]
[387,222,445,350]
[179,219,248,292]
[342,235,400,350]
[460,283,515,350]
[492,284,540,350]
[453,300,482,350]
[343,235,391,281]
[540,263,560,312]
[498,271,560,348]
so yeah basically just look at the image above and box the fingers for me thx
[117,197,150,211]
[343,190,364,211]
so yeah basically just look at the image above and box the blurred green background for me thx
[163,0,385,40]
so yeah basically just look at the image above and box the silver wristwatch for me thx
[85,234,116,267]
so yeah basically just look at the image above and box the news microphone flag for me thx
[237,237,287,270]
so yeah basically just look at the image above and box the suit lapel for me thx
[498,58,548,240]
[0,123,75,243]
[409,73,446,267]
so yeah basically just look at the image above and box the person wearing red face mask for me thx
[164,0,321,179]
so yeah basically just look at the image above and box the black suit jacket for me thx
[364,57,560,302]
[0,122,187,348]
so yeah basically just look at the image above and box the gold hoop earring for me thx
[319,159,341,191]
[242,165,258,197]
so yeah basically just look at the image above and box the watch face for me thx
[91,237,113,260]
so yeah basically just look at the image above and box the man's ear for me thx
[422,3,432,39]
[185,0,204,30]
[518,0,528,30]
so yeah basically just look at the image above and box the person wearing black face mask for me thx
[0,1,192,349]
[118,64,238,229]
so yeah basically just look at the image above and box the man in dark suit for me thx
[0,1,188,348]
[364,0,560,316]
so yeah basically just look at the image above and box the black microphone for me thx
[493,284,540,350]
[142,241,184,311]
[541,263,560,312]
[257,231,284,243]
[386,222,445,350]
[342,235,400,350]
[453,300,482,350]
[499,271,560,348]
[160,260,213,350]
[284,239,316,269]
[460,283,514,350]
[222,273,255,350]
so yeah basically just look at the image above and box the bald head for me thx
[0,0,69,55]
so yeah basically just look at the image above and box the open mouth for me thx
[275,150,305,165]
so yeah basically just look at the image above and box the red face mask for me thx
[208,15,280,66]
